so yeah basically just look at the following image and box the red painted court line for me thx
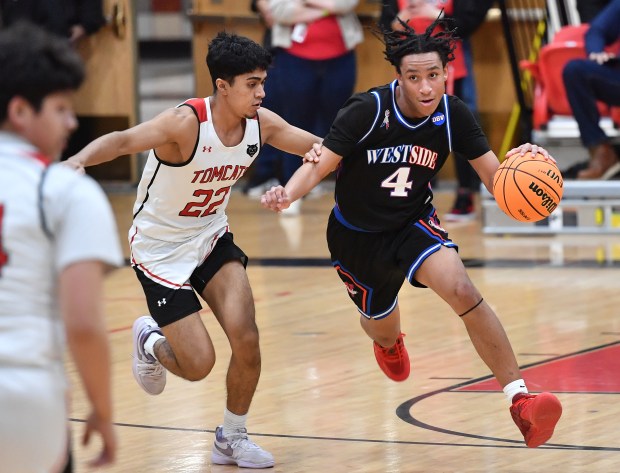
[110,325,132,334]
[456,343,620,393]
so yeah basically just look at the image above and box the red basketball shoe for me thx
[373,333,410,382]
[510,392,562,447]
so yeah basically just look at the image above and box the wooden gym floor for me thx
[66,189,620,472]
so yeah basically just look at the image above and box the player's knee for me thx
[181,352,216,381]
[230,320,260,346]
[231,328,261,365]
[451,279,480,307]
[184,364,214,381]
[562,59,586,82]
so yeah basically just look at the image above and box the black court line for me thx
[396,340,620,452]
[248,257,620,268]
[123,257,620,268]
[65,418,593,451]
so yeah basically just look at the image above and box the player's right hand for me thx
[261,185,291,212]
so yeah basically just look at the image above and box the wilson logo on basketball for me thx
[544,169,564,188]
[528,182,558,213]
[492,151,564,223]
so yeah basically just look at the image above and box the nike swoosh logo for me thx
[215,443,234,457]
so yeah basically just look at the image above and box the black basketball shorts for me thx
[326,208,458,319]
[134,232,248,327]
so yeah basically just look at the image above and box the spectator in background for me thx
[243,0,287,198]
[562,0,620,180]
[0,21,122,472]
[0,0,106,45]
[245,0,363,215]
[380,0,494,221]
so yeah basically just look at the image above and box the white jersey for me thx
[0,132,123,471]
[129,97,261,288]
[132,97,261,242]
[0,132,123,369]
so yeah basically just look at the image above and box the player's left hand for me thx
[303,142,322,164]
[60,158,86,174]
[82,411,117,467]
[261,185,291,212]
[505,143,556,163]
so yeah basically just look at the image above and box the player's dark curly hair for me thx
[379,12,458,74]
[206,31,272,90]
[0,21,84,123]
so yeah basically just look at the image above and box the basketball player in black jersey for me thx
[261,16,563,448]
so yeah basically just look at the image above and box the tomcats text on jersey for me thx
[132,97,261,242]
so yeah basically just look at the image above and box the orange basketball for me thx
[492,151,564,222]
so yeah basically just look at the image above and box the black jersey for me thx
[322,80,490,232]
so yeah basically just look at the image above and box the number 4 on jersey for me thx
[0,204,8,275]
[381,167,413,197]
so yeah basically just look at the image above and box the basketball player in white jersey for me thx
[66,32,322,468]
[0,22,123,472]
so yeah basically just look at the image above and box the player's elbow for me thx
[106,131,134,156]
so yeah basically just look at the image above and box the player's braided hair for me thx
[379,11,458,74]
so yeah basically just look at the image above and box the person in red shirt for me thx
[244,0,363,215]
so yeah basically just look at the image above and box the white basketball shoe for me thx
[131,315,166,395]
[211,425,274,468]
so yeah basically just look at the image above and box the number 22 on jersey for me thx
[179,186,231,217]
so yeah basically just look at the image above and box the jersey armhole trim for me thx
[158,100,201,166]
[443,94,452,153]
[256,111,263,153]
[356,91,382,145]
[180,98,208,123]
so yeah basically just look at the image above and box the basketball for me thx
[492,151,564,222]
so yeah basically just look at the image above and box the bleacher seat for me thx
[519,24,620,131]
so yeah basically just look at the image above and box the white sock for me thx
[223,409,247,436]
[144,332,165,361]
[503,378,528,403]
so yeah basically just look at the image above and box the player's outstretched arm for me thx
[261,144,341,212]
[259,107,322,159]
[66,106,196,171]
